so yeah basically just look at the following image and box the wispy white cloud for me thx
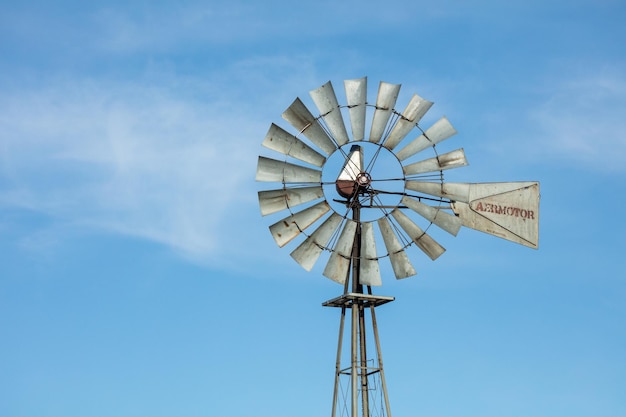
[92,3,258,52]
[87,1,502,55]
[527,68,626,173]
[0,67,302,262]
[464,65,626,175]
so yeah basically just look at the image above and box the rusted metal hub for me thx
[336,179,357,199]
[336,172,372,199]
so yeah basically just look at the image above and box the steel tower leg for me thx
[325,291,395,417]
[324,204,395,417]
[351,300,359,417]
[370,299,392,417]
[352,206,371,417]
[331,305,346,417]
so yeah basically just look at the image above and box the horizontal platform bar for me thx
[322,292,395,308]
[339,366,382,377]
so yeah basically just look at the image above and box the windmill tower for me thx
[256,77,540,417]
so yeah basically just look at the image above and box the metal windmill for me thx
[256,77,539,417]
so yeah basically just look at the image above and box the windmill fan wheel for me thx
[256,77,539,286]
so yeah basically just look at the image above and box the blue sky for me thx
[1,1,625,416]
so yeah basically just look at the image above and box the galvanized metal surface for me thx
[384,93,433,151]
[369,82,401,143]
[282,97,337,155]
[401,195,462,236]
[359,222,382,286]
[370,302,393,417]
[343,77,367,142]
[323,220,357,284]
[309,81,350,146]
[403,148,468,175]
[396,116,457,161]
[262,123,326,167]
[256,156,322,183]
[269,201,330,247]
[322,293,395,308]
[405,181,471,203]
[451,182,540,248]
[350,301,358,417]
[391,209,445,261]
[290,213,343,271]
[377,216,417,279]
[258,186,324,216]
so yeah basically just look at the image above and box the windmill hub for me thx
[335,172,371,199]
[323,141,404,221]
[356,172,371,187]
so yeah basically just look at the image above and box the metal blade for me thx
[377,216,417,279]
[290,213,343,271]
[282,98,337,155]
[384,94,433,151]
[403,148,468,176]
[390,209,445,260]
[256,156,322,183]
[344,77,367,142]
[405,181,470,203]
[369,82,401,143]
[451,182,540,248]
[258,186,324,216]
[401,195,462,236]
[396,116,458,161]
[310,81,350,146]
[323,220,358,284]
[262,123,326,167]
[360,222,381,286]
[269,201,330,247]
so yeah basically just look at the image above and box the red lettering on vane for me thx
[472,201,535,220]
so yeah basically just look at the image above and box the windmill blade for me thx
[369,82,401,143]
[258,186,325,216]
[405,181,470,203]
[323,220,358,284]
[451,182,540,248]
[290,213,343,271]
[310,81,350,146]
[269,201,331,247]
[262,123,326,167]
[360,222,382,286]
[344,77,367,142]
[403,148,468,176]
[377,217,416,279]
[401,195,462,236]
[282,98,337,155]
[384,94,433,151]
[390,209,445,260]
[396,116,458,161]
[256,156,322,183]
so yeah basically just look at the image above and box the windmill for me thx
[256,77,539,417]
